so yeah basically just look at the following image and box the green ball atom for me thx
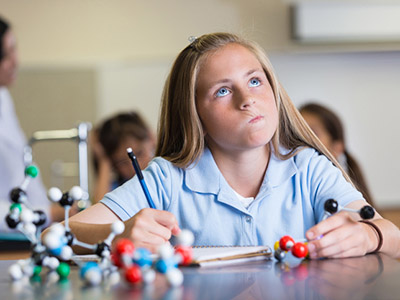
[33,265,42,276]
[57,262,70,279]
[9,203,22,213]
[25,165,39,178]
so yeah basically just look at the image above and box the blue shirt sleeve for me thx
[295,148,364,223]
[100,157,176,221]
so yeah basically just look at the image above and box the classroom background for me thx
[2,1,400,216]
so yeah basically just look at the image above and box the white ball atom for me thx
[85,269,102,286]
[166,268,184,287]
[49,223,66,236]
[43,256,60,270]
[158,243,174,259]
[69,186,83,200]
[177,229,194,246]
[142,268,156,284]
[47,187,63,202]
[111,221,125,234]
[9,264,23,281]
[43,232,62,249]
[108,271,120,285]
[20,210,34,223]
[60,246,73,260]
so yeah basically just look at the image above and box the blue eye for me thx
[216,87,230,97]
[249,78,261,87]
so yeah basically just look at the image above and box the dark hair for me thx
[98,111,152,158]
[299,103,374,206]
[92,111,153,186]
[0,16,10,61]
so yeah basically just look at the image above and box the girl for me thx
[299,102,374,206]
[91,111,155,203]
[68,32,400,259]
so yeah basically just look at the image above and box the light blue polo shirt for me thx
[101,146,363,247]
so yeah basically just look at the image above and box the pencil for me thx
[126,147,156,209]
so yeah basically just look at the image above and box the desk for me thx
[0,254,399,300]
[0,250,30,260]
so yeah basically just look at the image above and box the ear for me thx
[331,140,344,158]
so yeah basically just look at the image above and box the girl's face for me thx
[195,43,278,154]
[0,30,18,87]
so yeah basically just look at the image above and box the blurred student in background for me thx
[299,102,374,206]
[0,16,63,229]
[91,111,155,203]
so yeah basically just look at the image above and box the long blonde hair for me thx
[156,32,351,182]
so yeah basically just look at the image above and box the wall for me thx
[95,60,172,131]
[10,67,97,193]
[270,51,400,208]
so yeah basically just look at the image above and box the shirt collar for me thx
[184,147,221,194]
[264,146,297,188]
[184,145,298,195]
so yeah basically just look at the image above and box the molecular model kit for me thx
[5,165,194,287]
[273,198,375,262]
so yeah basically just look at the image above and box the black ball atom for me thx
[32,249,47,266]
[5,214,20,228]
[95,242,110,257]
[359,206,375,220]
[324,199,339,214]
[33,210,47,226]
[60,192,74,207]
[65,231,75,246]
[274,248,286,262]
[9,188,26,204]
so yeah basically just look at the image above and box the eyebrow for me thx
[207,68,263,87]
[245,68,262,77]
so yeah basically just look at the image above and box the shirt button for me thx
[245,216,252,223]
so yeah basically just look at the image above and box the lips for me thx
[249,115,264,123]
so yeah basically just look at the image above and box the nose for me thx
[238,90,255,110]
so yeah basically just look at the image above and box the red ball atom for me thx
[175,246,193,265]
[291,242,308,258]
[279,235,295,251]
[125,265,142,283]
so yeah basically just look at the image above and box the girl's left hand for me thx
[305,211,377,259]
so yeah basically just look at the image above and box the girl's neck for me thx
[210,144,271,198]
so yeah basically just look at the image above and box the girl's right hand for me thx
[120,208,181,252]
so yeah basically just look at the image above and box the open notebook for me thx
[71,245,272,267]
[191,246,272,267]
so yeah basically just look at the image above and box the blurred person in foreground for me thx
[0,16,63,230]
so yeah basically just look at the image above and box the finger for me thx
[133,214,173,242]
[171,224,181,236]
[306,211,350,241]
[147,219,174,241]
[150,209,180,232]
[133,229,168,246]
[311,227,363,259]
[137,208,181,240]
[307,225,352,258]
